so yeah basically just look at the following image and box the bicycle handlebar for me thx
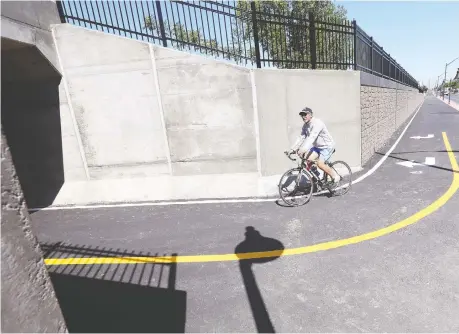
[284,151,297,162]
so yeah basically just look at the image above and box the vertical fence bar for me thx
[308,11,316,69]
[370,36,373,74]
[155,1,167,47]
[352,20,357,70]
[56,1,66,23]
[250,1,261,68]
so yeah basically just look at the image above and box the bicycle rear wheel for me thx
[278,168,314,206]
[325,160,353,196]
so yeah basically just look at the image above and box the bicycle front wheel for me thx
[327,160,353,196]
[278,168,314,206]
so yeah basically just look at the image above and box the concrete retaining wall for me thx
[54,24,169,180]
[1,0,61,75]
[55,24,257,179]
[360,73,424,164]
[1,135,67,333]
[1,3,67,331]
[54,24,363,180]
[154,47,257,175]
[54,24,423,181]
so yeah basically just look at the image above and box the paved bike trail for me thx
[31,96,459,332]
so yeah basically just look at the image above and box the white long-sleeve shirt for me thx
[291,118,335,151]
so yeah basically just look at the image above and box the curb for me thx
[435,95,459,111]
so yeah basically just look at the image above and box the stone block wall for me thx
[360,84,423,164]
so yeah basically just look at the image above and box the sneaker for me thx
[324,175,340,189]
[333,175,341,184]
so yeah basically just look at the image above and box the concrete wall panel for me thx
[255,69,361,176]
[154,45,257,175]
[59,87,88,181]
[54,24,170,179]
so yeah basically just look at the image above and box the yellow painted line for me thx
[45,132,459,266]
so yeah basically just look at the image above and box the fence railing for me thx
[355,25,418,88]
[56,0,418,88]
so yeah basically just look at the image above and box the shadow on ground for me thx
[41,243,186,333]
[375,152,458,173]
[235,227,285,333]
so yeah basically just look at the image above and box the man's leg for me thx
[317,160,336,178]
[317,148,340,182]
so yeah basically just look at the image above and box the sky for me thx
[60,0,458,87]
[336,0,459,88]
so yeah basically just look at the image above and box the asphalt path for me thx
[31,96,459,333]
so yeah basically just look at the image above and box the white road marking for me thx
[410,134,434,139]
[29,100,426,211]
[396,157,436,169]
[425,157,435,165]
[397,161,421,168]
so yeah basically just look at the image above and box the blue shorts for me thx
[309,147,334,162]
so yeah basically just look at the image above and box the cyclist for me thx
[287,107,341,186]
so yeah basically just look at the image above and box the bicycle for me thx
[278,150,353,207]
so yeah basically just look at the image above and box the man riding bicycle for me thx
[287,107,341,186]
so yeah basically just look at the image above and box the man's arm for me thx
[289,124,309,152]
[290,134,306,151]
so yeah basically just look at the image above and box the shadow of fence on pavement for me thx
[40,242,186,333]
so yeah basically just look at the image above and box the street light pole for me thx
[444,63,447,100]
[443,56,459,100]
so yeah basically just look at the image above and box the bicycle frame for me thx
[285,152,328,187]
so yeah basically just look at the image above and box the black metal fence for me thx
[355,25,417,88]
[56,0,418,88]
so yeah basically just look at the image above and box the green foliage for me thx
[144,15,220,56]
[231,0,352,68]
[444,80,459,89]
[143,0,352,69]
[419,85,428,93]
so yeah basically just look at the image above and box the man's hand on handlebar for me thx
[284,150,297,161]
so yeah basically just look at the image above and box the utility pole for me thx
[444,63,447,100]
[443,56,459,100]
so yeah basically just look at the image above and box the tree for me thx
[230,0,352,69]
[143,13,220,56]
[418,85,428,93]
[143,0,351,69]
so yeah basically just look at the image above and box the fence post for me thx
[390,58,392,80]
[352,20,357,70]
[155,1,168,47]
[370,37,373,74]
[56,1,66,23]
[308,12,317,69]
[250,1,261,68]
